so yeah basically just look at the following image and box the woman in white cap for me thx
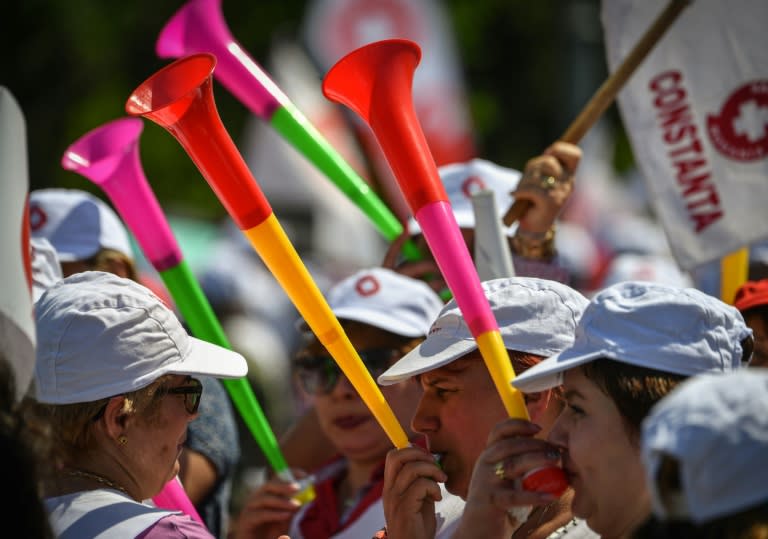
[26,271,248,538]
[633,369,768,538]
[233,268,463,539]
[29,188,138,280]
[30,188,242,538]
[509,281,753,539]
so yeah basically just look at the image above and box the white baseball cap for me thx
[641,370,768,524]
[599,253,692,290]
[597,214,671,256]
[512,281,750,393]
[30,237,62,302]
[406,158,521,235]
[305,267,444,338]
[29,188,133,262]
[34,271,247,404]
[378,277,588,385]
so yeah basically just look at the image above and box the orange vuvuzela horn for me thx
[323,39,566,495]
[125,53,409,449]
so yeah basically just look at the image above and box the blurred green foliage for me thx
[3,0,629,220]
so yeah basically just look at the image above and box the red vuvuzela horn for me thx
[126,53,410,451]
[323,39,567,496]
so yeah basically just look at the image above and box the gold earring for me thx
[118,436,127,446]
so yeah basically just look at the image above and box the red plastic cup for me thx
[522,466,569,497]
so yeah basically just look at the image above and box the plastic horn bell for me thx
[323,39,566,495]
[60,116,310,509]
[155,0,419,260]
[126,53,410,450]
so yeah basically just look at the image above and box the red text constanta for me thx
[649,70,723,233]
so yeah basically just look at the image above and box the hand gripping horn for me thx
[125,53,410,451]
[323,39,567,495]
[155,0,419,260]
[60,117,315,507]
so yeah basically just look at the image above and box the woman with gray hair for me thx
[27,271,247,538]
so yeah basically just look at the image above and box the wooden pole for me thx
[503,0,691,227]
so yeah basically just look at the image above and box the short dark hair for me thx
[743,304,768,321]
[580,358,687,442]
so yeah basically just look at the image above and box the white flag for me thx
[0,86,36,402]
[602,0,768,270]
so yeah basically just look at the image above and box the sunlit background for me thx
[4,0,628,221]
[8,0,766,519]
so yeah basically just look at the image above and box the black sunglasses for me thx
[164,378,204,414]
[90,378,204,421]
[294,348,399,395]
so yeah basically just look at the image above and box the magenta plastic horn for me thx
[61,117,182,271]
[157,0,286,118]
[155,0,420,260]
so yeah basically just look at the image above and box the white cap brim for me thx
[511,349,606,393]
[378,335,478,385]
[165,336,248,380]
[332,306,428,338]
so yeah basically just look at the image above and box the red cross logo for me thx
[707,80,768,161]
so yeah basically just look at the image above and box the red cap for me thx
[734,280,768,312]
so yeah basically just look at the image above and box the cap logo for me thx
[355,275,380,296]
[461,175,487,198]
[29,204,47,231]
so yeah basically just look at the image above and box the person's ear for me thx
[656,454,686,518]
[101,396,129,440]
[525,389,552,424]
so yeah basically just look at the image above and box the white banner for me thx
[602,0,768,270]
[0,86,36,401]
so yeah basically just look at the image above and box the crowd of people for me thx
[2,129,765,539]
[2,52,768,539]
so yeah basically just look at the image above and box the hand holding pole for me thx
[503,0,691,227]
